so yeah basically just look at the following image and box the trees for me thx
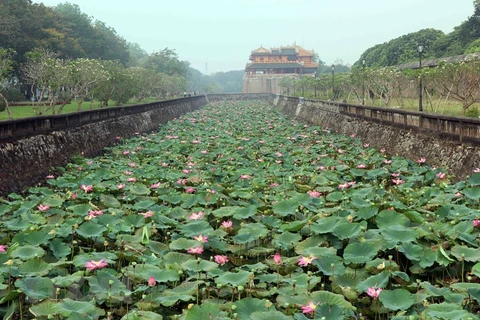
[0,48,15,119]
[144,48,187,76]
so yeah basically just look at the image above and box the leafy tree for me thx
[144,48,187,76]
[0,48,15,118]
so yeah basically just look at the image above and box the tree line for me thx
[278,58,480,117]
[354,1,480,68]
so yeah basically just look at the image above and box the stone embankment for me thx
[0,96,207,195]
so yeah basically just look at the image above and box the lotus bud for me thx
[142,294,147,299]
[231,305,237,310]
[187,303,194,309]
[48,315,54,319]
[109,280,114,285]
[238,286,244,291]
[217,284,222,289]
[467,276,473,281]
[56,287,60,293]
[178,270,183,275]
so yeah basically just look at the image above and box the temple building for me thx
[246,45,318,76]
[242,44,318,94]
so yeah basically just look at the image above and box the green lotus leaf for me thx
[121,311,163,320]
[56,298,105,318]
[43,196,65,208]
[169,238,202,250]
[250,311,292,320]
[422,302,478,320]
[381,227,418,244]
[124,214,146,227]
[212,206,242,218]
[295,236,330,255]
[375,210,410,229]
[99,194,121,208]
[309,291,356,310]
[87,270,131,303]
[125,264,179,283]
[233,205,257,219]
[15,277,53,300]
[76,221,107,238]
[326,192,343,202]
[378,289,415,311]
[312,254,345,276]
[343,242,378,264]
[398,242,423,261]
[10,245,46,260]
[182,259,218,272]
[162,252,194,266]
[179,220,214,238]
[162,280,204,296]
[310,216,342,235]
[468,173,480,186]
[273,231,302,250]
[233,297,270,320]
[451,245,480,262]
[280,219,307,232]
[463,188,480,200]
[133,200,156,210]
[130,184,151,195]
[49,238,72,260]
[215,270,252,287]
[23,230,54,246]
[272,199,299,217]
[450,282,480,292]
[18,258,52,276]
[357,206,378,220]
[356,271,390,293]
[29,300,59,317]
[332,221,366,240]
[184,303,227,320]
[52,273,83,288]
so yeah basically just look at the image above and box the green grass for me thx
[0,97,172,121]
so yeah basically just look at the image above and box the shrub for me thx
[466,106,480,118]
[2,87,25,102]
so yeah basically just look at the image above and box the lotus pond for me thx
[0,100,480,320]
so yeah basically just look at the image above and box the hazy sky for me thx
[34,0,474,74]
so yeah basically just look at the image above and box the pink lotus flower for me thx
[338,183,349,189]
[129,162,136,168]
[363,143,370,147]
[123,151,130,155]
[273,253,282,265]
[298,255,317,267]
[148,276,156,287]
[391,172,401,177]
[214,255,229,265]
[221,220,233,228]
[200,150,208,154]
[392,178,404,185]
[161,162,169,167]
[177,179,187,185]
[139,211,153,218]
[307,190,321,198]
[71,193,77,200]
[150,182,161,189]
[127,177,136,182]
[0,245,7,253]
[337,149,344,154]
[87,210,103,220]
[454,192,462,197]
[183,169,192,174]
[380,148,386,153]
[473,220,480,227]
[301,301,318,315]
[474,168,480,173]
[85,259,108,271]
[185,187,195,193]
[384,160,392,164]
[190,211,204,220]
[270,182,279,187]
[37,204,50,212]
[81,185,93,193]
[117,184,125,189]
[193,234,208,243]
[46,175,55,179]
[187,246,204,255]
[357,164,366,169]
[436,172,446,179]
[86,160,93,165]
[240,174,251,180]
[367,287,383,299]
[417,158,426,163]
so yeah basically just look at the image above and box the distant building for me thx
[242,44,318,94]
